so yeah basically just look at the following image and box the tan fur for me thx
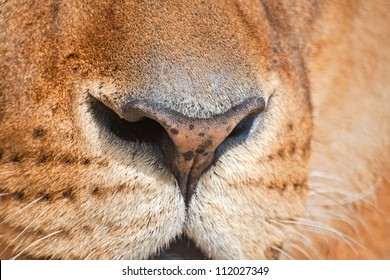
[0,0,389,259]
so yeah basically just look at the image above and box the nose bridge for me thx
[143,59,260,118]
[113,1,261,116]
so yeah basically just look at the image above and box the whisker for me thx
[11,230,63,260]
[309,171,344,183]
[265,220,286,237]
[12,235,28,253]
[5,197,43,220]
[309,181,376,201]
[306,200,364,232]
[0,193,11,197]
[268,217,325,258]
[306,209,359,234]
[282,242,313,260]
[307,188,374,206]
[310,182,370,197]
[278,218,364,254]
[0,212,45,258]
[267,218,313,248]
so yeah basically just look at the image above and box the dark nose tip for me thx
[119,97,265,205]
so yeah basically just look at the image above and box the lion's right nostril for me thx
[91,99,166,144]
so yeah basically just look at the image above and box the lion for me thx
[0,0,389,260]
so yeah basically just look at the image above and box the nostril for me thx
[227,114,259,141]
[216,113,262,158]
[91,98,166,143]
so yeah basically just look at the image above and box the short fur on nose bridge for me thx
[120,96,265,205]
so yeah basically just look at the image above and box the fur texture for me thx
[0,0,389,259]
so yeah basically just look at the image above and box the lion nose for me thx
[116,96,265,205]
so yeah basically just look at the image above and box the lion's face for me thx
[5,0,389,260]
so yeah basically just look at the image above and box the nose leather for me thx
[120,96,265,205]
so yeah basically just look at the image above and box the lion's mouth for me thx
[151,235,209,260]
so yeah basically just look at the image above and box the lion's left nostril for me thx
[225,115,259,142]
[216,114,261,157]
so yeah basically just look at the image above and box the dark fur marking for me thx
[293,183,301,190]
[82,158,91,165]
[61,156,75,165]
[287,122,294,131]
[170,128,179,135]
[97,160,109,167]
[288,143,296,156]
[0,147,4,160]
[300,140,311,159]
[65,52,79,60]
[37,152,52,164]
[82,225,93,234]
[62,188,73,199]
[10,154,22,163]
[15,192,25,201]
[268,183,276,190]
[32,127,46,138]
[117,184,127,193]
[183,151,195,161]
[277,149,285,158]
[198,132,205,137]
[91,187,100,196]
[189,124,194,130]
[199,139,213,150]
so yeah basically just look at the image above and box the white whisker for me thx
[309,181,376,201]
[308,188,373,206]
[282,242,314,260]
[0,193,11,197]
[309,171,344,183]
[11,230,63,260]
[6,197,43,220]
[265,220,286,237]
[1,212,44,258]
[306,209,359,234]
[268,218,313,248]
[310,182,364,197]
[278,218,364,254]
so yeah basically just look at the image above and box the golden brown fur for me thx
[0,0,389,259]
